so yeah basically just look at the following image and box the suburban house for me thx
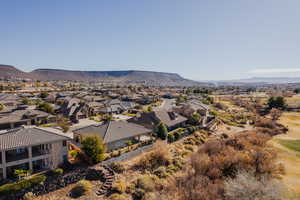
[73,120,152,151]
[85,102,105,116]
[61,98,87,123]
[174,100,210,117]
[129,109,187,131]
[98,99,136,115]
[0,127,71,180]
[174,100,212,126]
[0,110,56,130]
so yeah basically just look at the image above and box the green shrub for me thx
[174,131,182,140]
[0,175,46,195]
[70,150,79,159]
[51,168,64,176]
[167,133,175,143]
[70,180,92,198]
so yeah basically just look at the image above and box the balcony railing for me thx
[6,152,29,163]
[32,149,50,157]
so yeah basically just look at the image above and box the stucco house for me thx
[73,120,152,151]
[0,127,71,180]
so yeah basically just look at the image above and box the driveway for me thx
[154,98,176,111]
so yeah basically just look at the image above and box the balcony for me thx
[32,144,51,157]
[6,148,29,163]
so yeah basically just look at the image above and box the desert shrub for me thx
[70,180,92,198]
[184,144,194,152]
[110,162,125,173]
[141,192,159,200]
[108,193,128,200]
[255,118,277,129]
[135,175,159,192]
[112,178,127,193]
[153,166,169,178]
[183,137,196,145]
[173,157,184,169]
[23,192,36,200]
[166,164,180,174]
[136,141,171,170]
[160,131,285,200]
[224,171,287,200]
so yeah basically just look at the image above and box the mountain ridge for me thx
[0,65,205,86]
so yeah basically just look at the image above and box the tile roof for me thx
[0,110,54,124]
[73,120,151,144]
[0,127,70,151]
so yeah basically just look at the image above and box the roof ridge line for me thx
[34,127,72,139]
[103,120,111,142]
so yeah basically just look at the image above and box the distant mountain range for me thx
[214,77,300,85]
[0,64,207,86]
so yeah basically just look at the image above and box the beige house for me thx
[0,127,70,180]
[73,120,152,152]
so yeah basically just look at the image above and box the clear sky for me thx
[1,0,300,80]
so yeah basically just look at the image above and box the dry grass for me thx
[270,112,300,197]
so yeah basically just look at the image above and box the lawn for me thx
[277,139,300,152]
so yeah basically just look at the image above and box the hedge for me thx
[0,174,46,195]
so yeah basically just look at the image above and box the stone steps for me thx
[94,165,116,196]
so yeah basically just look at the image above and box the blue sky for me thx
[0,0,300,80]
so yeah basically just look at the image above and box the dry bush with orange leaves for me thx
[135,140,172,171]
[159,131,286,200]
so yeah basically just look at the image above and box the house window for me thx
[62,140,67,147]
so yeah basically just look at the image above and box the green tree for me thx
[294,88,300,94]
[37,102,54,113]
[81,135,106,164]
[0,104,3,111]
[157,123,168,140]
[267,96,286,110]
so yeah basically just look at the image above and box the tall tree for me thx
[267,96,286,110]
[81,135,106,164]
[157,123,168,140]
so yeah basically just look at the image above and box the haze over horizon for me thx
[1,0,300,80]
